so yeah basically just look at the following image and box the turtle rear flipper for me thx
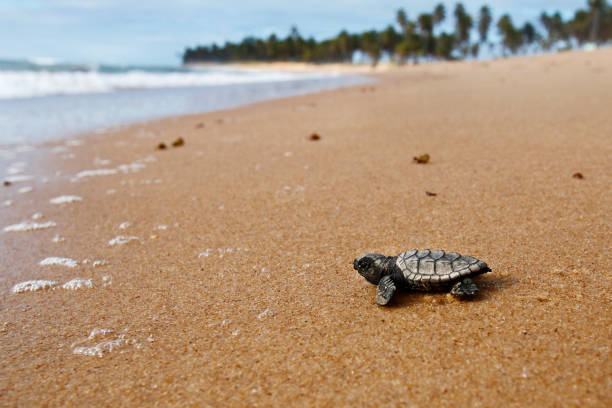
[450,277,478,297]
[376,275,396,306]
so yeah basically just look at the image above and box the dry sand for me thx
[1,49,611,407]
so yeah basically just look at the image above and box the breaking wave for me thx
[0,58,339,99]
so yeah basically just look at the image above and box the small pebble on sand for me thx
[413,154,430,164]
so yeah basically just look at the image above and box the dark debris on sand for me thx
[309,133,321,141]
[413,154,430,164]
[156,138,184,150]
[572,172,584,179]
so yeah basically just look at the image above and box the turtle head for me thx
[353,253,387,285]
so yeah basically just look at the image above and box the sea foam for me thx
[0,68,338,100]
[62,278,93,290]
[4,175,33,183]
[49,195,82,204]
[88,328,114,339]
[6,162,26,175]
[12,280,57,293]
[3,221,56,232]
[109,235,139,246]
[73,335,128,357]
[39,257,78,268]
[117,163,146,173]
[74,168,118,179]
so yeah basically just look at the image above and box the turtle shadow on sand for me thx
[387,273,517,308]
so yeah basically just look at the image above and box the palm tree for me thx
[498,14,522,55]
[433,4,446,34]
[470,43,480,57]
[436,32,455,60]
[588,0,606,43]
[603,3,612,40]
[286,26,304,60]
[380,25,401,60]
[397,9,409,36]
[521,22,537,52]
[336,30,352,62]
[539,12,553,49]
[418,14,434,36]
[478,6,493,43]
[454,3,474,57]
[184,1,612,64]
[405,20,417,36]
[418,13,435,57]
[395,40,410,64]
[301,38,316,62]
[360,30,382,66]
[569,9,592,45]
[266,34,279,60]
[395,33,422,64]
[540,12,569,50]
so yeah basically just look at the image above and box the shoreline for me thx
[1,49,611,406]
[0,72,371,147]
[2,47,601,148]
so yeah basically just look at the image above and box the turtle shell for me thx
[395,249,489,285]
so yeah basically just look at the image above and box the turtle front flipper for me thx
[450,277,478,297]
[376,275,396,306]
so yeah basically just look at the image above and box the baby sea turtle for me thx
[354,249,491,306]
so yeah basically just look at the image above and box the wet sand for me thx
[1,49,611,407]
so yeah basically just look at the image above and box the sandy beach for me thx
[1,49,611,407]
[185,60,397,73]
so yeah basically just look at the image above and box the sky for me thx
[0,0,590,66]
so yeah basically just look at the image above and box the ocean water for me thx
[0,59,369,144]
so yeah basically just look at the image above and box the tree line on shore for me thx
[183,1,612,64]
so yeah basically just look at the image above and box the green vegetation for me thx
[183,1,612,64]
